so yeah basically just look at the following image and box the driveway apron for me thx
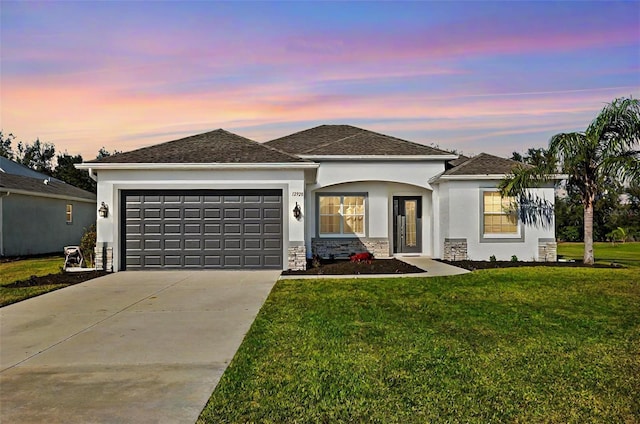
[0,270,279,424]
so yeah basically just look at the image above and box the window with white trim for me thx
[66,204,73,223]
[482,192,518,236]
[319,195,365,236]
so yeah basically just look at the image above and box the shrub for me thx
[489,255,497,262]
[80,224,96,267]
[510,255,518,262]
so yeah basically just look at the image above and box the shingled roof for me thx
[88,129,308,164]
[265,125,452,156]
[0,173,96,201]
[442,153,531,176]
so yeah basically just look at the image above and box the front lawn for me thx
[0,256,104,307]
[199,268,640,423]
[558,241,640,267]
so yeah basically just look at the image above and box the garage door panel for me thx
[164,239,181,249]
[264,255,282,266]
[184,239,201,250]
[224,223,241,234]
[263,223,281,234]
[123,189,282,270]
[263,208,281,219]
[184,223,202,234]
[264,239,282,250]
[243,208,261,219]
[144,256,162,266]
[164,209,181,219]
[144,240,161,250]
[163,223,181,233]
[144,208,161,218]
[184,208,201,219]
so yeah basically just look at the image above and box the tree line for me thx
[0,131,120,193]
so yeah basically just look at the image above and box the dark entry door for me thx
[393,196,422,254]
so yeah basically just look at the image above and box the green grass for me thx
[558,241,640,267]
[198,268,640,423]
[0,256,65,307]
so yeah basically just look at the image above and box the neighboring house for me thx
[77,125,559,271]
[0,157,97,256]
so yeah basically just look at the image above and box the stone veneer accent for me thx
[94,245,113,271]
[288,242,307,271]
[443,238,468,261]
[538,238,557,262]
[312,238,390,259]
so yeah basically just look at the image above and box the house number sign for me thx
[292,192,304,197]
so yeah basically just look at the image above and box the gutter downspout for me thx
[87,168,97,182]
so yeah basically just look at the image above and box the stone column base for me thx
[94,245,113,271]
[538,239,557,262]
[288,243,307,271]
[444,238,467,261]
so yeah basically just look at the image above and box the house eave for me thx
[0,188,96,203]
[432,173,568,182]
[75,162,320,171]
[298,155,458,161]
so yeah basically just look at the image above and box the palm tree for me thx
[500,97,640,265]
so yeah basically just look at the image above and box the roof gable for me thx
[88,129,307,164]
[265,125,452,156]
[442,153,530,176]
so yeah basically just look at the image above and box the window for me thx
[319,195,365,236]
[483,192,517,236]
[66,204,73,223]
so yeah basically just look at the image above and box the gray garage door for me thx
[122,190,283,270]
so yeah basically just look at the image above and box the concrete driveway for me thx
[0,270,279,424]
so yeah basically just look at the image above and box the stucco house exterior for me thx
[77,125,558,271]
[0,157,97,256]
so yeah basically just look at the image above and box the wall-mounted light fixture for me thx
[98,202,109,218]
[293,202,302,220]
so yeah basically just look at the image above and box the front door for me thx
[393,196,422,254]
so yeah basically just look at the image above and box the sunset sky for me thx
[1,1,639,160]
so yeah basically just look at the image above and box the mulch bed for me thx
[437,259,622,271]
[5,270,109,288]
[282,259,424,275]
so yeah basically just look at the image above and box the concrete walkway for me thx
[0,270,279,424]
[397,256,470,276]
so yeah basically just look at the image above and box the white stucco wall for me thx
[305,160,446,257]
[433,179,556,261]
[94,168,308,271]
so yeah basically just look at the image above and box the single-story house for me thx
[0,157,97,256]
[77,125,558,271]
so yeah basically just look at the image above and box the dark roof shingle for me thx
[265,125,452,156]
[442,153,530,176]
[0,173,96,200]
[89,129,307,164]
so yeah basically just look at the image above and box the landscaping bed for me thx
[282,258,424,275]
[5,270,108,288]
[438,259,622,271]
